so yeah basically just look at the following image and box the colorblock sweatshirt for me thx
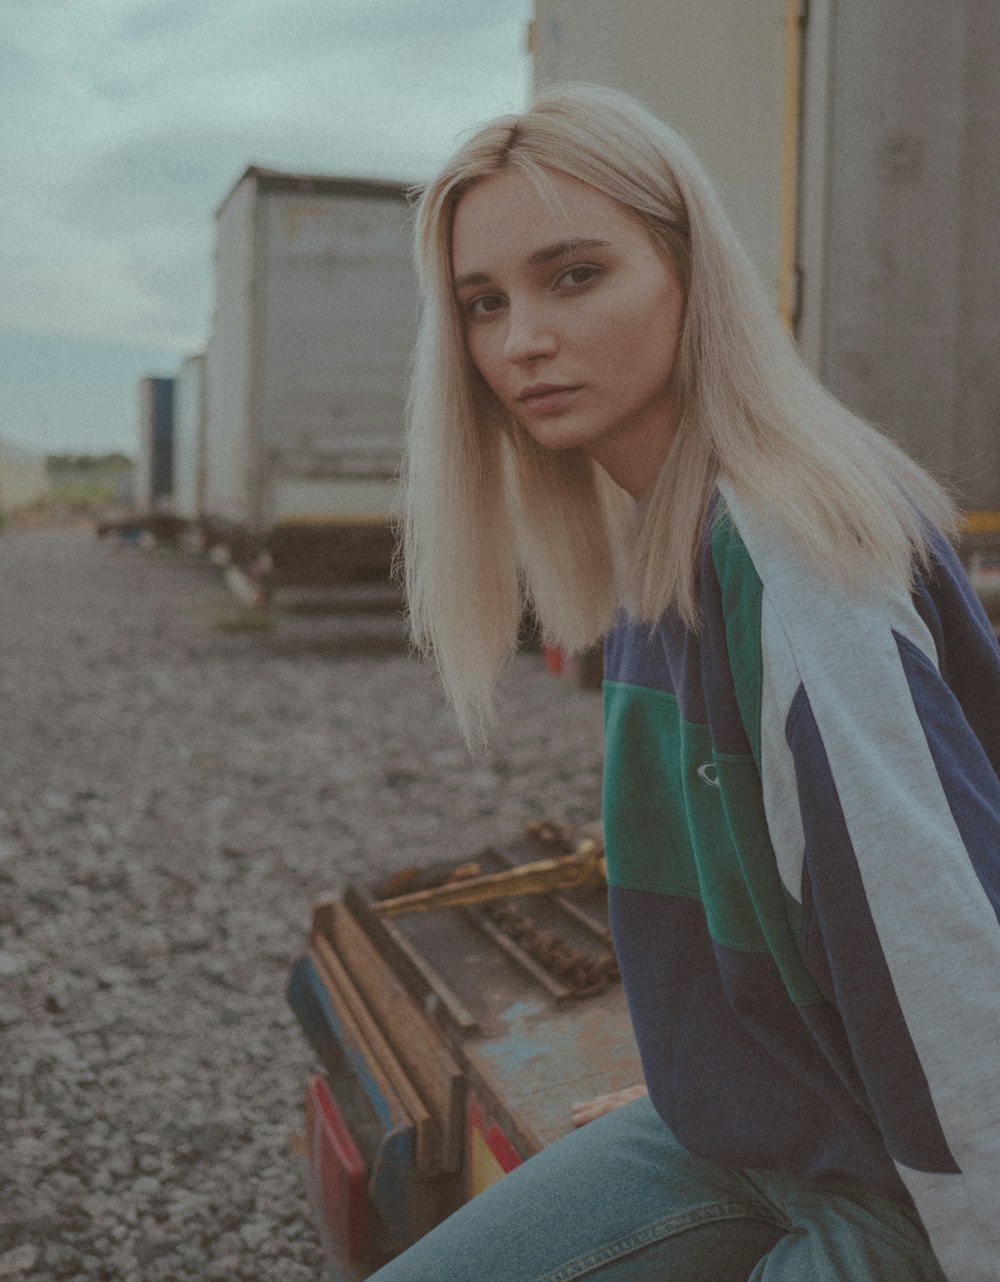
[602,482,1000,1282]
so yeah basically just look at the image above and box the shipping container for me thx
[135,376,176,513]
[173,352,206,525]
[203,168,418,594]
[531,0,1000,521]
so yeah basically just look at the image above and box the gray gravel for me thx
[0,529,604,1281]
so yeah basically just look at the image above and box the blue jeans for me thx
[369,1098,945,1281]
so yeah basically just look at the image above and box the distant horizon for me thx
[0,432,135,463]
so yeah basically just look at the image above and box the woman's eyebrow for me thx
[528,237,611,266]
[453,269,491,293]
[453,238,611,293]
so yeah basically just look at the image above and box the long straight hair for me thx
[403,83,956,746]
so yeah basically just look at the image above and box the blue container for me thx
[148,377,174,500]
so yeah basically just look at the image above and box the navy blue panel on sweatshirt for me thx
[604,606,714,727]
[607,885,911,1197]
[894,630,1000,922]
[911,529,1000,769]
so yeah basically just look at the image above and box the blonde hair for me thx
[403,83,956,745]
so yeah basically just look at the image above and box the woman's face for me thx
[451,166,685,499]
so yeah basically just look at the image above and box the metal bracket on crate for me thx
[372,842,607,918]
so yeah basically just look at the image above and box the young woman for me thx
[381,84,1000,1282]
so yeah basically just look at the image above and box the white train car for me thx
[203,168,418,594]
[173,351,206,530]
[531,0,1000,524]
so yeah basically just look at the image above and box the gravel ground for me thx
[0,528,604,1282]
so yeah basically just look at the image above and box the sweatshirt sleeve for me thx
[754,549,1000,1281]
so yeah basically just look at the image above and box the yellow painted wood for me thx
[468,1126,508,1197]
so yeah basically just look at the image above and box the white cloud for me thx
[0,0,531,449]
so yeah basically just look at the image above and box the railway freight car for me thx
[134,376,176,516]
[172,351,207,547]
[530,0,1000,532]
[202,168,418,601]
[530,0,1000,653]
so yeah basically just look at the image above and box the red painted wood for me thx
[305,1074,368,1263]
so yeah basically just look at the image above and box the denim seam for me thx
[533,1200,788,1282]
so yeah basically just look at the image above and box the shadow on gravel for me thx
[263,631,410,657]
[276,585,405,617]
[209,586,409,656]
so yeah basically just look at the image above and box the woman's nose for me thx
[502,303,557,364]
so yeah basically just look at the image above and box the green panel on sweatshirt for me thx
[604,681,822,1004]
[604,681,767,954]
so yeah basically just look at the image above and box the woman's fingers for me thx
[570,1084,648,1127]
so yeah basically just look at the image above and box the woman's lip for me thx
[517,385,583,412]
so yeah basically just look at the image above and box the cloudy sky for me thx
[1,0,532,456]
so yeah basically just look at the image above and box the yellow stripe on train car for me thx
[959,511,1000,535]
[275,514,395,528]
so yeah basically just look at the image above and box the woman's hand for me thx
[570,1084,648,1127]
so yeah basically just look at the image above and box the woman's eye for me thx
[465,294,505,318]
[555,264,600,289]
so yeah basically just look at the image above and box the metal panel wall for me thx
[532,0,625,88]
[533,0,789,310]
[134,378,152,511]
[173,352,206,521]
[532,1,1000,510]
[819,0,1000,509]
[256,189,417,527]
[204,175,256,525]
